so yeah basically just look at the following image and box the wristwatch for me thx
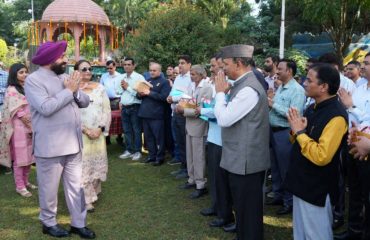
[295,129,306,137]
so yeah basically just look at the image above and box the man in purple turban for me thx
[25,41,96,239]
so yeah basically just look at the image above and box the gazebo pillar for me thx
[99,30,106,63]
[73,25,82,61]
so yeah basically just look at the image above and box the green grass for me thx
[0,141,293,240]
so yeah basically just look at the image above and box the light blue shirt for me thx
[269,78,306,127]
[170,72,192,112]
[100,71,123,99]
[349,81,370,126]
[118,71,144,105]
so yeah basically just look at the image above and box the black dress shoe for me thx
[223,222,236,233]
[70,226,96,239]
[200,207,216,217]
[332,218,344,230]
[42,224,70,238]
[265,198,283,206]
[209,218,232,227]
[276,205,292,215]
[152,160,163,166]
[178,182,196,189]
[143,158,155,164]
[189,188,208,199]
[334,230,362,240]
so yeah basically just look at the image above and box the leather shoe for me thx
[190,188,208,199]
[334,230,362,240]
[178,182,196,189]
[152,160,163,166]
[276,205,292,215]
[70,226,96,239]
[223,222,236,233]
[265,198,283,206]
[209,218,232,228]
[143,158,155,164]
[332,218,344,230]
[42,224,70,238]
[200,207,216,217]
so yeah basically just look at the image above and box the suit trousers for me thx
[207,142,234,221]
[227,170,265,240]
[186,135,206,189]
[36,152,87,228]
[174,113,186,169]
[347,155,370,238]
[271,129,293,207]
[142,118,165,162]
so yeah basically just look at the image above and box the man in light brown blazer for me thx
[176,65,213,199]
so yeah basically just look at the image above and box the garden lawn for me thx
[0,141,293,240]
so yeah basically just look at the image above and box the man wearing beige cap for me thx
[214,44,270,240]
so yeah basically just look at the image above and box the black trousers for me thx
[164,105,174,156]
[142,118,165,162]
[207,143,234,221]
[228,170,265,240]
[173,113,186,169]
[347,155,370,238]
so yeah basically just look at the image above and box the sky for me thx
[247,0,261,17]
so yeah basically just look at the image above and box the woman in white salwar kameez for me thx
[75,60,111,212]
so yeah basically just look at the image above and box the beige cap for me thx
[220,44,254,58]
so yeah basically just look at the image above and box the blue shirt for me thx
[0,69,8,105]
[100,71,122,99]
[118,71,144,105]
[170,72,192,112]
[269,78,306,127]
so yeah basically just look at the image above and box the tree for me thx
[195,0,248,28]
[0,38,8,61]
[301,0,370,61]
[123,4,223,70]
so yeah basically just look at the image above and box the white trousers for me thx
[293,194,333,240]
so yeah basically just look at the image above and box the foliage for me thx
[301,0,370,60]
[0,38,8,61]
[253,47,309,76]
[226,2,279,48]
[123,4,223,70]
[195,0,248,28]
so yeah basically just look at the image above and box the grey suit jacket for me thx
[25,67,89,158]
[183,80,213,137]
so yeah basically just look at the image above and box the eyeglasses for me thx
[81,67,92,72]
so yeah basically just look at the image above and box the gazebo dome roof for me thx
[41,0,110,26]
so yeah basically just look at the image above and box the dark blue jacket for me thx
[138,76,171,120]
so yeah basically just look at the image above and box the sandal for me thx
[26,183,38,190]
[16,188,32,197]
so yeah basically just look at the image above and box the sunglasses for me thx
[81,67,92,72]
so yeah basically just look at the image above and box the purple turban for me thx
[31,41,67,66]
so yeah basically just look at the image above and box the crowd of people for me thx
[0,40,370,240]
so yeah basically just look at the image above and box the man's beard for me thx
[264,65,273,73]
[51,62,67,75]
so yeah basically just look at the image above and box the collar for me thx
[39,66,58,76]
[313,95,338,110]
[234,71,252,82]
[180,71,190,77]
[282,78,296,89]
